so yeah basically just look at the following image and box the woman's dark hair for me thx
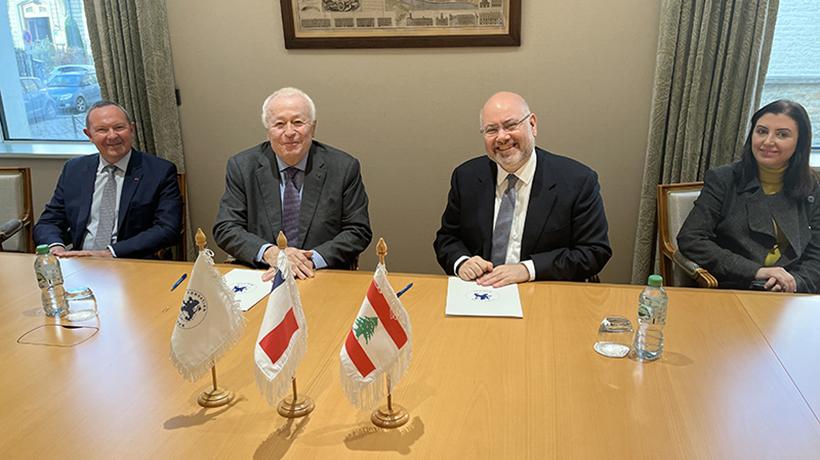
[739,99,817,199]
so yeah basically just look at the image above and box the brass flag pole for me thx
[276,231,315,418]
[371,238,409,428]
[194,228,235,408]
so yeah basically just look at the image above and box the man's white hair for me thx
[261,87,316,128]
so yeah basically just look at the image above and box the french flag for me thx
[340,263,412,410]
[254,249,307,406]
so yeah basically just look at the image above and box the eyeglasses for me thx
[480,113,532,137]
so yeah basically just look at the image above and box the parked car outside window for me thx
[20,77,57,123]
[46,71,102,113]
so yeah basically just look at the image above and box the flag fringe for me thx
[169,249,246,382]
[339,263,413,410]
[255,333,307,406]
[340,340,412,410]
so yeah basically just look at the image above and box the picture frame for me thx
[279,0,521,49]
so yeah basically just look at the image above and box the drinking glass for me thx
[65,286,98,322]
[594,315,633,358]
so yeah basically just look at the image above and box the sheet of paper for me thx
[445,277,523,318]
[223,269,271,311]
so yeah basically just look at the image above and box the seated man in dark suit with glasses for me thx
[434,91,612,287]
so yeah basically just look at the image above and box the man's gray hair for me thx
[261,87,316,128]
[85,100,133,129]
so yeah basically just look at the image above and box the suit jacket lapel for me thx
[478,158,496,260]
[75,155,98,248]
[118,150,143,234]
[255,144,283,238]
[521,149,557,257]
[300,143,325,249]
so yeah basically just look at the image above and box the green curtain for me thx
[83,0,192,260]
[631,0,779,285]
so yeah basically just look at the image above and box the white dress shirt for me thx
[81,152,131,256]
[454,149,538,281]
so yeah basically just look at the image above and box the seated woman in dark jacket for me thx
[678,100,820,293]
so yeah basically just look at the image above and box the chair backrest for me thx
[657,182,703,287]
[0,167,34,253]
[155,172,187,261]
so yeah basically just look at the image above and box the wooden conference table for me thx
[1,253,820,459]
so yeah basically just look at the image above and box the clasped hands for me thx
[457,255,528,288]
[755,266,797,293]
[50,246,113,258]
[262,246,314,282]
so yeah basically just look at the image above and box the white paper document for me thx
[445,277,523,318]
[223,269,272,311]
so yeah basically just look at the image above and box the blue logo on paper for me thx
[232,282,255,294]
[176,290,208,329]
[466,290,497,302]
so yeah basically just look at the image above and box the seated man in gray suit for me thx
[214,87,372,280]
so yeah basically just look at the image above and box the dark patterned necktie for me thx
[491,174,518,266]
[93,164,118,250]
[282,167,300,248]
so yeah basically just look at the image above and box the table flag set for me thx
[254,232,313,417]
[167,232,412,427]
[169,229,246,407]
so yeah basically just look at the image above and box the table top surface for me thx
[1,252,820,459]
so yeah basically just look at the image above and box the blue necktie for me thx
[282,167,300,248]
[491,174,518,266]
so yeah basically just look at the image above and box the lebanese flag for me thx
[340,263,412,410]
[254,249,307,406]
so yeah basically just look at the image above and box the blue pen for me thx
[171,273,187,291]
[396,283,413,297]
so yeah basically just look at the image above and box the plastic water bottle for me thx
[34,244,69,316]
[633,274,667,360]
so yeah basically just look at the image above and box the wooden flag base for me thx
[197,366,234,407]
[277,395,315,418]
[198,386,235,407]
[371,403,409,428]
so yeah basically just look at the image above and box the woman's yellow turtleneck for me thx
[759,164,789,266]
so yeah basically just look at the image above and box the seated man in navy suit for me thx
[33,100,183,259]
[434,92,611,287]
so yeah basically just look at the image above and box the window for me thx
[0,0,98,143]
[760,0,820,155]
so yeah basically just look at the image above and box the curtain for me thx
[631,0,779,285]
[83,0,193,260]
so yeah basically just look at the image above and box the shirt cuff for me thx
[522,260,535,281]
[311,250,327,270]
[257,243,273,265]
[107,245,117,258]
[453,255,469,276]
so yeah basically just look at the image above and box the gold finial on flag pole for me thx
[371,238,409,428]
[193,228,235,408]
[195,228,206,252]
[377,237,387,266]
[273,231,315,418]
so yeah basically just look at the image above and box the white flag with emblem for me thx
[170,249,245,381]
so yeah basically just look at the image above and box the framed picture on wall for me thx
[279,0,521,49]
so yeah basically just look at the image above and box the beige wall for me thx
[6,1,662,284]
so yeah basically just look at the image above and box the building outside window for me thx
[0,0,98,143]
[759,0,820,153]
